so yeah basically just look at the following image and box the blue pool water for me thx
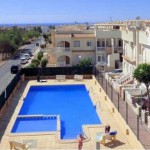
[12,117,57,133]
[12,85,101,139]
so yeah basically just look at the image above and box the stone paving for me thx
[0,78,144,149]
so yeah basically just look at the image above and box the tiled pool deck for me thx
[0,78,144,149]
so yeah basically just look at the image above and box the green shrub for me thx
[38,51,43,57]
[41,58,48,68]
[31,59,40,67]
[37,51,43,61]
[27,63,36,68]
[78,58,92,67]
[40,44,46,49]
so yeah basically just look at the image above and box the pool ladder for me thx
[18,114,58,119]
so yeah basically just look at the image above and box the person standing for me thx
[105,125,110,133]
[77,134,84,150]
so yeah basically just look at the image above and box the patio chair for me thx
[10,141,30,150]
[74,74,83,81]
[96,131,117,145]
[56,75,66,81]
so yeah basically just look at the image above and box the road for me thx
[0,36,44,93]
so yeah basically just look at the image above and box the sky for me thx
[0,0,150,24]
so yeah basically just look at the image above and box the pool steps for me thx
[17,115,58,119]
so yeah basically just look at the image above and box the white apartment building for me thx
[51,24,123,70]
[94,24,123,70]
[122,20,150,76]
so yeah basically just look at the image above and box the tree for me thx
[41,58,48,67]
[49,25,55,29]
[78,58,92,67]
[31,59,40,67]
[40,44,46,49]
[43,33,51,43]
[37,51,43,61]
[26,63,36,68]
[133,63,150,100]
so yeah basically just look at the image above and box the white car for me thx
[20,57,28,64]
[24,53,30,60]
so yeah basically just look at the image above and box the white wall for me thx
[143,45,150,63]
[123,60,136,75]
[122,30,136,43]
[107,53,119,67]
[96,30,121,38]
[139,30,150,45]
[124,41,136,60]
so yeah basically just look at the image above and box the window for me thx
[106,41,111,47]
[74,41,80,47]
[87,41,92,46]
[118,39,123,46]
[102,41,105,47]
[98,56,101,62]
[98,55,105,62]
[97,41,101,47]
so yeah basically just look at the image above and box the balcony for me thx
[122,55,136,65]
[97,47,105,52]
[114,46,123,53]
[51,47,71,53]
[97,61,107,66]
[106,47,112,54]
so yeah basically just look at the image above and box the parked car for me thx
[27,51,33,57]
[24,53,30,60]
[10,65,21,74]
[36,43,39,46]
[111,69,122,74]
[20,57,28,64]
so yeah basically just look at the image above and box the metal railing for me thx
[94,68,150,149]
[52,47,71,53]
[97,47,105,51]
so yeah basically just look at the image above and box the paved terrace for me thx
[0,78,144,149]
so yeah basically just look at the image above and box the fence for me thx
[0,72,21,113]
[1,66,149,148]
[21,66,93,76]
[0,66,93,113]
[95,68,150,149]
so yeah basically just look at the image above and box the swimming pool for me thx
[12,115,57,133]
[12,84,101,139]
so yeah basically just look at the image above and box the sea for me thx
[0,22,93,27]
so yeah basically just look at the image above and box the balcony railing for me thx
[117,46,123,51]
[122,55,136,65]
[97,47,105,51]
[51,47,71,53]
[114,46,123,53]
[97,61,107,66]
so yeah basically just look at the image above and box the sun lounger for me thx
[74,74,83,81]
[96,131,117,145]
[56,75,66,81]
[10,141,30,150]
